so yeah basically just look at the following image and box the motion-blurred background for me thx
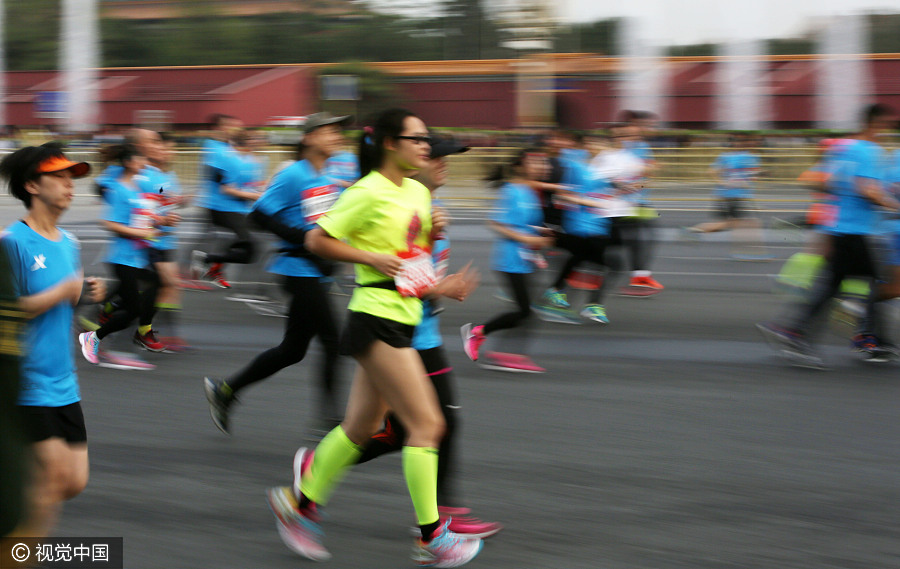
[1,0,899,135]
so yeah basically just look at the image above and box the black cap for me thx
[429,134,470,159]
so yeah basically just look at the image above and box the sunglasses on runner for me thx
[395,135,433,146]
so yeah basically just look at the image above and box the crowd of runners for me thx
[4,101,900,566]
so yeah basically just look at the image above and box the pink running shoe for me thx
[78,331,100,364]
[439,507,503,539]
[460,324,486,362]
[98,351,156,371]
[266,486,331,561]
[412,518,483,568]
[479,352,545,373]
[292,447,314,501]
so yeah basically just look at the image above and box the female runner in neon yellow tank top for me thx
[265,109,483,568]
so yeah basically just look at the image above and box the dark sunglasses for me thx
[395,135,433,145]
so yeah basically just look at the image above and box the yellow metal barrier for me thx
[22,146,829,206]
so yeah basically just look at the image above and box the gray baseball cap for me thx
[303,112,351,134]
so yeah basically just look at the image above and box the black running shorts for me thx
[339,311,415,356]
[149,248,173,264]
[717,198,745,219]
[19,402,87,444]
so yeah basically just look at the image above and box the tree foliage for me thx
[5,3,900,71]
[6,0,61,70]
[317,61,406,124]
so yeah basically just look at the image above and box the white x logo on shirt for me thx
[31,254,47,271]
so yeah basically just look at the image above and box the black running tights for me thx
[483,272,531,335]
[206,210,256,265]
[227,276,340,413]
[96,264,160,340]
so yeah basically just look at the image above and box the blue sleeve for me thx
[713,154,727,171]
[224,153,243,186]
[135,172,158,194]
[96,165,123,189]
[207,147,236,185]
[1,234,24,296]
[252,169,292,216]
[491,187,516,225]
[103,186,131,224]
[855,145,880,180]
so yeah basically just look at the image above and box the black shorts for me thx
[418,346,451,377]
[19,402,87,444]
[717,198,745,219]
[340,311,415,356]
[149,248,173,264]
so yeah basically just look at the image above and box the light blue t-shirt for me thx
[713,151,760,199]
[491,183,543,274]
[202,138,246,213]
[134,166,182,251]
[411,236,450,351]
[825,139,886,236]
[884,149,900,237]
[103,179,153,268]
[95,164,123,204]
[561,158,612,238]
[235,153,267,212]
[252,159,340,277]
[559,147,591,164]
[2,221,81,406]
[324,151,360,190]
[623,140,654,203]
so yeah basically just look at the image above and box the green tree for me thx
[318,61,406,123]
[555,19,619,55]
[6,0,61,70]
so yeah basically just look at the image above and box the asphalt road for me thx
[5,199,900,569]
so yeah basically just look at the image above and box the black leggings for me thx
[610,217,655,272]
[483,272,531,336]
[553,234,611,303]
[356,347,462,506]
[206,210,255,265]
[227,276,340,415]
[789,233,882,337]
[96,264,160,340]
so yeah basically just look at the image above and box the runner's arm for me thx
[248,209,307,245]
[17,277,82,317]
[306,227,402,277]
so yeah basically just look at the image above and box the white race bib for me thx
[394,246,437,298]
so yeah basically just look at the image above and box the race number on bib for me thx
[301,185,339,222]
[395,246,437,298]
[588,196,635,218]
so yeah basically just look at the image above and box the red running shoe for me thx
[133,329,167,352]
[203,263,230,288]
[628,275,664,290]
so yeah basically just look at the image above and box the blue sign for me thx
[35,92,68,117]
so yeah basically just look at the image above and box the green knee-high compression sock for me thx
[301,426,363,505]
[402,446,440,528]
